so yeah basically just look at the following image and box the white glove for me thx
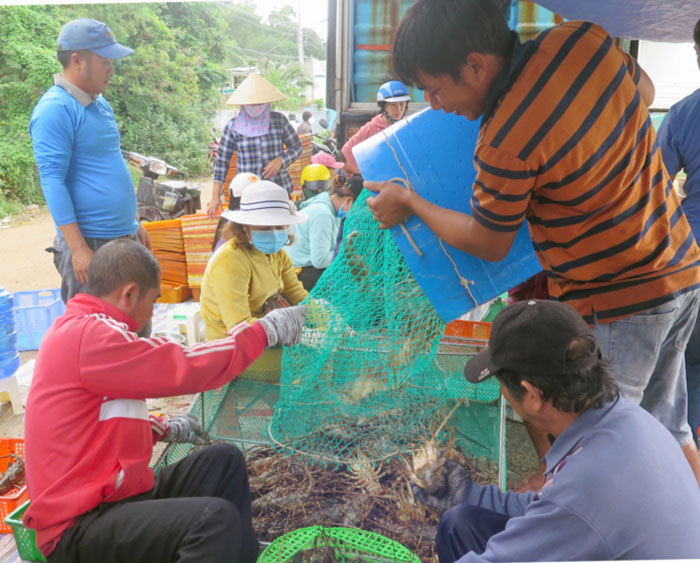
[162,413,210,445]
[258,305,307,347]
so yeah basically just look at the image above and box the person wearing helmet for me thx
[211,173,260,251]
[300,163,333,201]
[286,174,363,289]
[207,74,302,219]
[200,181,309,340]
[341,80,410,175]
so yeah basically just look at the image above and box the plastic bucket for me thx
[0,288,19,379]
[353,107,542,322]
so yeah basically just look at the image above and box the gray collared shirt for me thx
[53,74,97,107]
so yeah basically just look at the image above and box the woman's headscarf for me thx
[234,103,272,137]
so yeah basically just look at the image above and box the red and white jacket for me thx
[23,294,268,556]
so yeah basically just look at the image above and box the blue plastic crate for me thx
[13,289,65,351]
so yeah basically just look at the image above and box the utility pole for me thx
[297,0,304,70]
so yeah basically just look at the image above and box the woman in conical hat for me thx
[207,73,302,219]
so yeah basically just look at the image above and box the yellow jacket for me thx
[200,239,308,340]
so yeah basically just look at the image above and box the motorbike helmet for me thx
[300,163,332,199]
[377,80,410,104]
[228,172,260,211]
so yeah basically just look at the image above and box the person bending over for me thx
[24,239,306,562]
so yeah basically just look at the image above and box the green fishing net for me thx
[268,191,504,470]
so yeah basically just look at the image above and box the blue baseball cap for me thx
[57,18,133,60]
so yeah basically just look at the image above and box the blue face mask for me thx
[251,229,288,255]
[336,201,349,219]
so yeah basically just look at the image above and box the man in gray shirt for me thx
[412,299,700,562]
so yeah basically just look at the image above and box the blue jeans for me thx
[436,504,509,562]
[593,289,700,446]
[685,305,700,447]
[49,233,138,304]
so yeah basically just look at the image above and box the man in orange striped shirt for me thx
[366,0,700,484]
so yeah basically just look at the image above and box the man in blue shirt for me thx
[411,299,700,562]
[30,18,151,303]
[657,18,700,449]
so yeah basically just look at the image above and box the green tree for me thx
[0,2,326,215]
[0,6,61,206]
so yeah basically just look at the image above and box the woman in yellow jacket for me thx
[200,180,309,340]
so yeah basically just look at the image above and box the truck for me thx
[325,0,696,147]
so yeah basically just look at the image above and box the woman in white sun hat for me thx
[207,74,302,219]
[200,180,309,340]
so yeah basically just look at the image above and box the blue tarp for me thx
[535,0,698,42]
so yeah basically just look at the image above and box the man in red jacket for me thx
[24,239,306,563]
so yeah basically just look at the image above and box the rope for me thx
[379,131,423,258]
[380,131,478,307]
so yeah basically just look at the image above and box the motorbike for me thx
[311,118,340,160]
[208,129,220,168]
[122,150,201,222]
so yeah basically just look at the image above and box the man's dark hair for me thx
[694,18,700,46]
[57,49,91,69]
[393,0,512,88]
[496,335,619,413]
[86,239,160,298]
[302,110,312,122]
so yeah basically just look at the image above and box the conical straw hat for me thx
[225,74,286,105]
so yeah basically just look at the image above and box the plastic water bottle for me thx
[0,287,20,379]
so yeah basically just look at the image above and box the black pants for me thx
[48,444,258,563]
[298,266,325,290]
[436,503,509,562]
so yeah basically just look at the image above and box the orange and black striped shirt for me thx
[472,21,700,323]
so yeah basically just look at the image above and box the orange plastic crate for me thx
[0,439,28,534]
[156,284,192,304]
[444,319,491,341]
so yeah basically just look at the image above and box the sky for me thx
[247,0,328,39]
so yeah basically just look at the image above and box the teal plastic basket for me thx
[258,526,420,562]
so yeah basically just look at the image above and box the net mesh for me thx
[269,192,503,468]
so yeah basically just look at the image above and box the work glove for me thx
[258,305,307,347]
[410,458,471,511]
[157,413,210,445]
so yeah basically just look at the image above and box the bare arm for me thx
[638,64,655,107]
[58,222,93,285]
[365,181,518,262]
[207,181,224,220]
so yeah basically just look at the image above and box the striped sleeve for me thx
[472,20,700,322]
[471,144,536,232]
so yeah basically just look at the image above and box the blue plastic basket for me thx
[13,289,65,351]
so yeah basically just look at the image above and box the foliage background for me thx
[0,2,326,215]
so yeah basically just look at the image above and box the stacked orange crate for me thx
[288,133,313,201]
[143,219,191,303]
[221,153,236,210]
[180,214,219,301]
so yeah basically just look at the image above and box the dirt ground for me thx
[0,182,216,439]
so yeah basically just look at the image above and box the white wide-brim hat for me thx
[221,180,308,226]
[225,74,286,106]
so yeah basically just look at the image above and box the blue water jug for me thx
[0,287,20,379]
